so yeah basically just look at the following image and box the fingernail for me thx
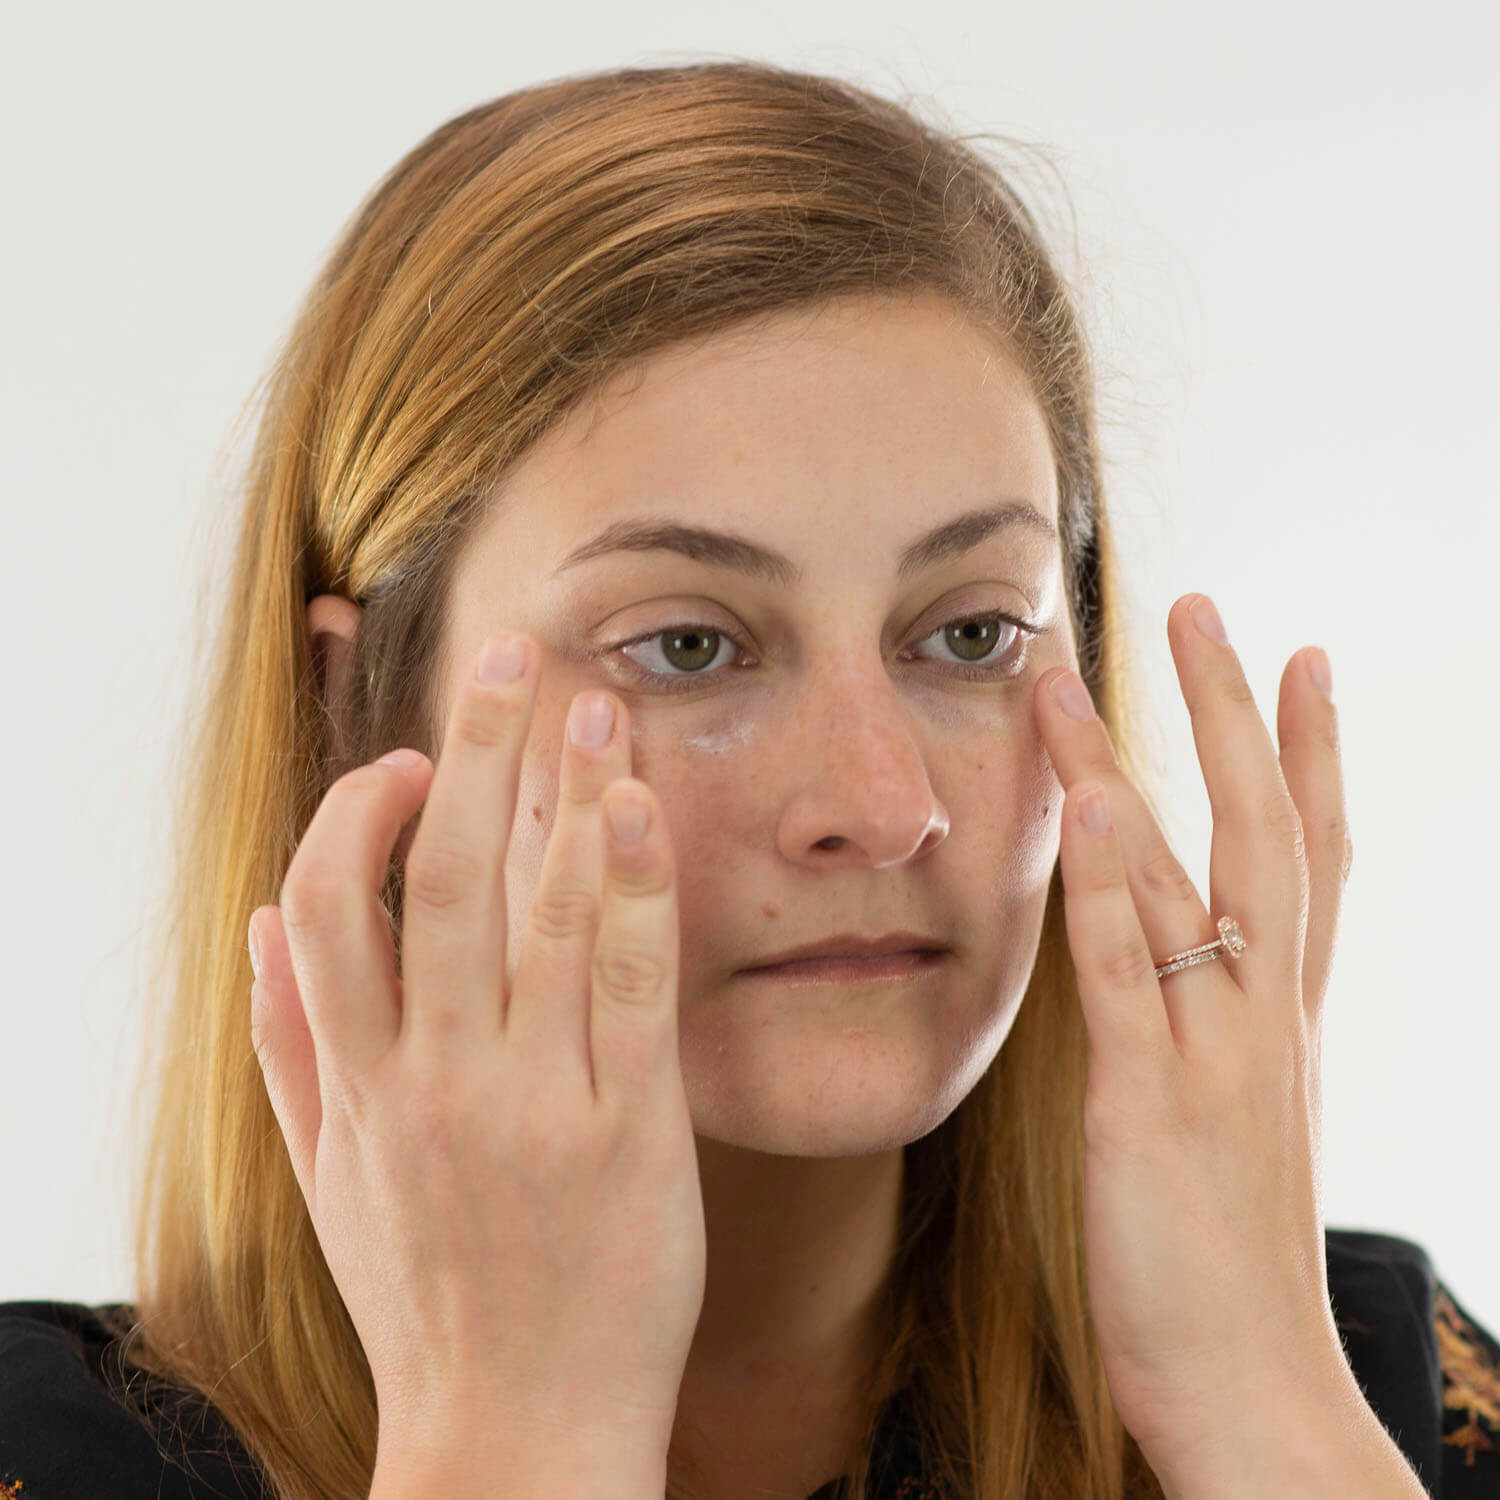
[247,914,262,980]
[569,692,614,748]
[1308,648,1333,700]
[1049,671,1096,721]
[1191,595,1229,645]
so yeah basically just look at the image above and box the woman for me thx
[2,59,1495,1500]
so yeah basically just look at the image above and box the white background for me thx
[3,0,1496,1345]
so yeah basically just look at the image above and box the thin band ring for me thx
[1153,915,1246,981]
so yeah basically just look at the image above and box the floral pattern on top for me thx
[1437,1281,1500,1469]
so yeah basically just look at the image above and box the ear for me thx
[305,593,363,771]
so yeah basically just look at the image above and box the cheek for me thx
[632,718,768,931]
[899,683,1064,897]
[508,749,560,873]
[975,726,1065,899]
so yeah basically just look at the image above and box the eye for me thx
[612,625,739,690]
[606,609,1041,693]
[911,611,1041,678]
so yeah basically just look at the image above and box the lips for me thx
[739,932,948,972]
[736,948,949,984]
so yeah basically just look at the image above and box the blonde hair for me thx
[108,58,1169,1500]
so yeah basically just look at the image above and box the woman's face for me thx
[442,291,1078,1155]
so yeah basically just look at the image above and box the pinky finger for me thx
[1060,781,1174,1080]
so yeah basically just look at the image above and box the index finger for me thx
[399,632,538,1050]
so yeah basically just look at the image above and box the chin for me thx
[680,1041,971,1157]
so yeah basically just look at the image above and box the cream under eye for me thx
[604,610,1041,693]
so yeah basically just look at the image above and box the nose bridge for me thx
[776,648,949,865]
[793,646,920,763]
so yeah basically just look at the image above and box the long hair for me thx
[108,58,1168,1500]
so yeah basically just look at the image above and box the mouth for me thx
[733,949,950,985]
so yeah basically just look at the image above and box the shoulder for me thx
[0,1299,267,1500]
[1325,1227,1500,1497]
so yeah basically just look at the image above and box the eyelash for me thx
[604,610,1042,694]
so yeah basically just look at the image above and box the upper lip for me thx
[740,931,949,970]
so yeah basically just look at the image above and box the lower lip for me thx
[735,949,948,985]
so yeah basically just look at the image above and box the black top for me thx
[1,1229,1495,1499]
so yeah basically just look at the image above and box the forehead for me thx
[465,292,1060,596]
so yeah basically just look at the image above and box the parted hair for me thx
[107,57,1169,1500]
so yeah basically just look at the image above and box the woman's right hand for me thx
[245,630,705,1470]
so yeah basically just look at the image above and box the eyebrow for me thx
[551,500,1058,587]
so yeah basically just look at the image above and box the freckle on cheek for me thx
[762,901,779,919]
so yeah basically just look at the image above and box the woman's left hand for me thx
[1035,591,1356,1476]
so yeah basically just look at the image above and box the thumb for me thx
[249,905,323,1216]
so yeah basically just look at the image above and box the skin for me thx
[307,289,1080,1495]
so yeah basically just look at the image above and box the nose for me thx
[772,664,950,870]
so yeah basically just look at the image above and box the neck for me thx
[671,1139,905,1493]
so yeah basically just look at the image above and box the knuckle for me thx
[593,942,671,1005]
[1221,670,1258,710]
[559,780,608,812]
[281,770,394,919]
[1262,789,1307,861]
[1138,846,1196,905]
[1317,810,1348,863]
[449,683,513,751]
[279,867,342,934]
[529,883,601,943]
[249,1002,277,1063]
[282,774,408,924]
[404,838,488,912]
[608,855,675,898]
[1100,938,1159,992]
